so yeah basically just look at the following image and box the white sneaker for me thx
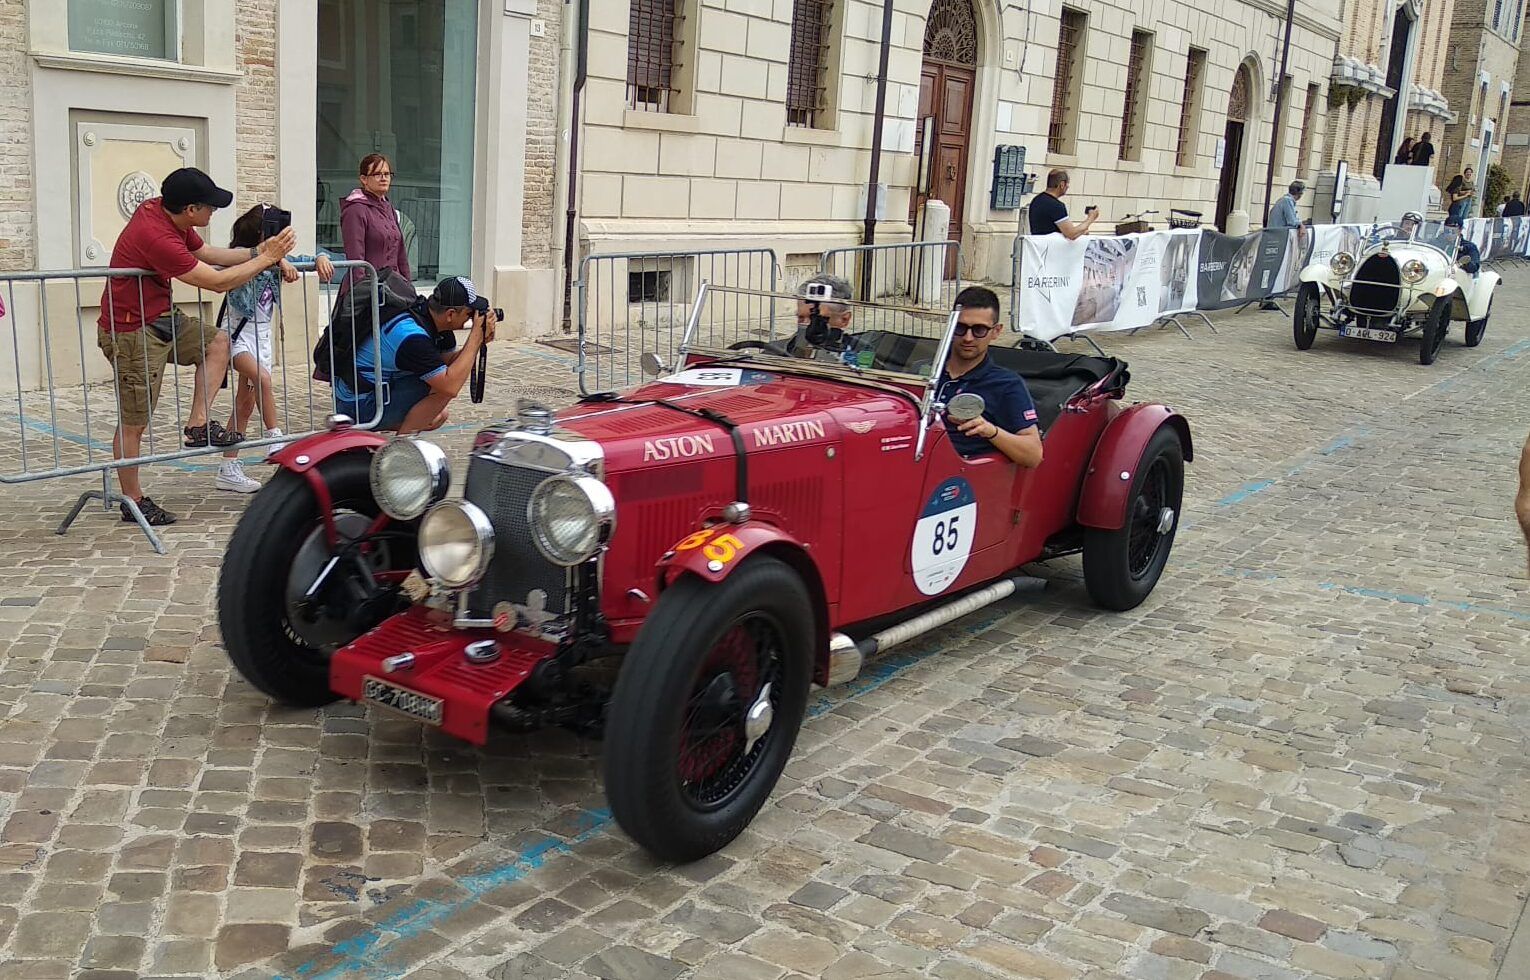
[215,460,262,494]
[263,428,288,457]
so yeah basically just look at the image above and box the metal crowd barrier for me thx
[819,241,961,337]
[0,260,382,553]
[575,248,780,393]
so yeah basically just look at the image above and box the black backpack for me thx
[312,268,418,386]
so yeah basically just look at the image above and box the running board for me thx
[826,575,1046,686]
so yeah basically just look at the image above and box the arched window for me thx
[924,0,978,66]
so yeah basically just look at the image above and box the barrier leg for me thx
[56,470,167,555]
[1184,310,1219,334]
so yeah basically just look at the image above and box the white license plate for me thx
[1340,326,1398,343]
[363,676,444,725]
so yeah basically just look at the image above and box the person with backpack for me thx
[333,276,496,434]
[213,204,335,493]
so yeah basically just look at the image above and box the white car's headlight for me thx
[419,501,494,588]
[370,438,449,520]
[529,475,616,566]
[1330,252,1355,276]
[1402,259,1428,283]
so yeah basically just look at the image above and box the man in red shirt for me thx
[99,167,295,525]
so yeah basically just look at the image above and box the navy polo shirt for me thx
[936,355,1040,457]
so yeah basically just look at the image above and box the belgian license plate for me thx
[1340,325,1397,343]
[362,676,444,725]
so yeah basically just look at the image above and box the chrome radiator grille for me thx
[462,454,571,620]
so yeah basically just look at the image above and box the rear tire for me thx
[1293,282,1320,350]
[604,556,813,862]
[1419,295,1451,365]
[1465,295,1491,347]
[218,453,400,707]
[1083,427,1185,611]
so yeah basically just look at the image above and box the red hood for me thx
[556,367,912,472]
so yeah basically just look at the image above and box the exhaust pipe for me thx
[826,575,1045,685]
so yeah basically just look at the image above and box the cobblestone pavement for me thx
[1,276,1529,980]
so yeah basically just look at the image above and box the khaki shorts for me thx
[97,311,221,427]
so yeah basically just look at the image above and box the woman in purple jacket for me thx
[340,153,411,288]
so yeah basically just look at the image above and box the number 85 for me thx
[931,516,960,555]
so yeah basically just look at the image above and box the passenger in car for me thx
[937,287,1044,468]
[790,275,855,362]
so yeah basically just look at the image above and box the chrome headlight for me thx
[419,501,494,588]
[1401,259,1428,283]
[528,475,616,566]
[370,438,449,520]
[1330,252,1355,276]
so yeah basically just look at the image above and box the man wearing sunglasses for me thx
[937,286,1043,468]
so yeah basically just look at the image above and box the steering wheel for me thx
[728,339,792,357]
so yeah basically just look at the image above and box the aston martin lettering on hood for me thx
[643,434,716,462]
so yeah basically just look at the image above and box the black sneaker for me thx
[121,496,177,526]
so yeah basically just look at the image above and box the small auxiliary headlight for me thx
[370,439,449,520]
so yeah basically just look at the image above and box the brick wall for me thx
[1437,0,1523,193]
[522,0,563,269]
[0,0,33,271]
[234,1,280,216]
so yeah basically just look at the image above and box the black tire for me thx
[1465,295,1491,347]
[1293,282,1321,350]
[1419,295,1451,365]
[218,452,400,706]
[604,556,813,862]
[1082,426,1185,611]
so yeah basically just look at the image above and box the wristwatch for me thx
[249,247,259,261]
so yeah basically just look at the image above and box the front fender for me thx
[267,428,390,472]
[1076,404,1193,530]
[1299,263,1335,284]
[656,521,811,587]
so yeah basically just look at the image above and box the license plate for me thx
[1340,326,1398,343]
[363,675,444,725]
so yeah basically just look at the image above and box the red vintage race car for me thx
[218,287,1191,861]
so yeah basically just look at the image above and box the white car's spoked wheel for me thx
[1419,295,1451,365]
[1293,282,1321,350]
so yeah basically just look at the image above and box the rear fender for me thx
[1466,271,1500,319]
[656,521,834,685]
[1076,405,1193,530]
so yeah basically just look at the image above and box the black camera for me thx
[260,206,292,240]
[493,307,504,321]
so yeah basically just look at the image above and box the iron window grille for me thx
[628,0,684,112]
[1119,30,1152,160]
[787,0,833,128]
[1048,8,1087,154]
[1175,47,1206,167]
[1296,83,1319,176]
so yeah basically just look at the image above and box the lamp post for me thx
[863,0,896,253]
[1261,0,1298,225]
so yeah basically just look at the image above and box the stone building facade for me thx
[1435,0,1527,209]
[574,0,1344,284]
[1321,0,1457,218]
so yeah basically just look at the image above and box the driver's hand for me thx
[955,417,999,440]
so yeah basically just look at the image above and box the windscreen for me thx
[681,285,957,382]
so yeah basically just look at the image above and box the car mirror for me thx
[640,352,668,377]
[946,393,986,422]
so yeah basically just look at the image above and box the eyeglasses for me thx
[953,324,994,338]
[366,171,394,179]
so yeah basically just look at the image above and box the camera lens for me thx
[494,308,504,321]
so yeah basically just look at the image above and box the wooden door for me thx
[1215,121,1244,232]
[911,62,975,279]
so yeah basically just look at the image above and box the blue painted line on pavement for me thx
[3,412,209,473]
[1226,566,1530,623]
[278,609,1009,979]
[1216,479,1276,507]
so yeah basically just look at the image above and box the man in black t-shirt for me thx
[1411,132,1436,168]
[1028,169,1098,239]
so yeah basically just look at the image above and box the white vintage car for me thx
[1293,215,1499,365]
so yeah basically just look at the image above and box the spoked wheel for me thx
[604,556,812,862]
[1083,426,1185,611]
[1293,282,1321,350]
[1419,295,1451,365]
[218,453,413,706]
[1465,295,1491,347]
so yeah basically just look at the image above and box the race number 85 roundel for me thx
[911,477,976,596]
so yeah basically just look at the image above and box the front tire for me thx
[1420,295,1451,364]
[603,556,813,862]
[218,453,402,706]
[1083,426,1185,611]
[1293,282,1321,350]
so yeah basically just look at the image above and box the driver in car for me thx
[1398,211,1423,240]
[937,286,1043,468]
[1401,210,1481,273]
[789,275,855,362]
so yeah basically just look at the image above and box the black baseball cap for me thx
[430,276,489,312]
[161,167,234,210]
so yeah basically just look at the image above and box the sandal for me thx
[184,421,245,448]
[121,495,177,526]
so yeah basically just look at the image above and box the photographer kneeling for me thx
[334,276,496,434]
